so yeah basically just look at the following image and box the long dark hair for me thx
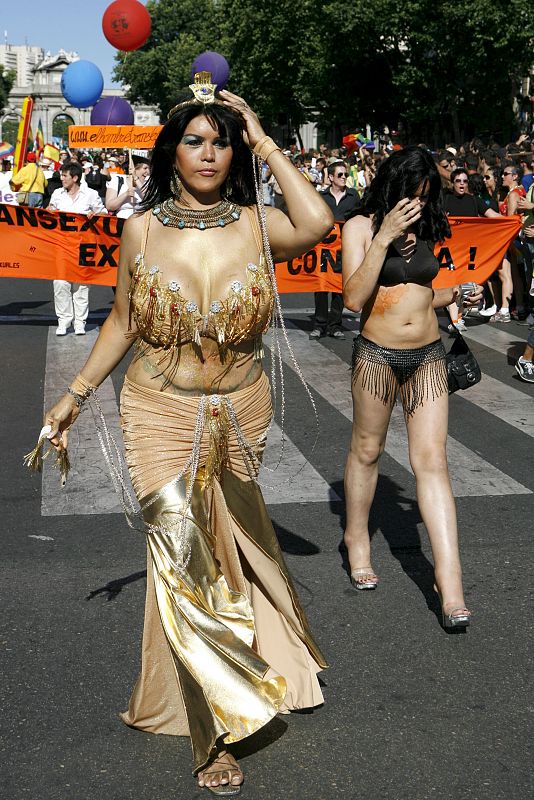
[139,100,256,211]
[485,164,502,201]
[359,146,450,243]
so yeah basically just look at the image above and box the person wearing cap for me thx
[107,155,125,175]
[10,152,47,207]
[106,153,150,218]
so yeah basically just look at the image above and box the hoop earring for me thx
[170,167,182,201]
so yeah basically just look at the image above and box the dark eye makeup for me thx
[181,135,230,148]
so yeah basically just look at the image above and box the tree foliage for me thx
[114,0,534,143]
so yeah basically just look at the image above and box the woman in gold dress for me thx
[41,75,333,794]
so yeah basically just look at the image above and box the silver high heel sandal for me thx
[434,587,472,628]
[350,568,379,591]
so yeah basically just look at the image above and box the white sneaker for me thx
[74,323,86,335]
[56,324,68,336]
[479,304,497,317]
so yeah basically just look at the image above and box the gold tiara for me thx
[167,72,219,119]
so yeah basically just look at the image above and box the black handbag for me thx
[445,309,482,394]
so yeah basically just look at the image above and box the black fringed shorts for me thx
[351,335,448,417]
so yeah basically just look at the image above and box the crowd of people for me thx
[2,130,533,381]
[1,147,151,336]
[260,133,534,382]
[12,66,532,796]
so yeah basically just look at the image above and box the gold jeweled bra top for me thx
[128,206,274,358]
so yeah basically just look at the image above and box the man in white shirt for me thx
[48,162,106,335]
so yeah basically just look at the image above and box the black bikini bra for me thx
[377,237,439,287]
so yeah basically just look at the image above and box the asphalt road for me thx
[1,278,532,800]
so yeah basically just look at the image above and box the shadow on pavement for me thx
[273,521,320,556]
[86,569,147,601]
[0,299,50,315]
[230,715,288,761]
[332,475,443,624]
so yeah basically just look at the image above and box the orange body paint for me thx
[370,285,408,315]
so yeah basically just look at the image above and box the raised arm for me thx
[219,90,333,261]
[44,214,141,446]
[342,198,422,311]
[262,150,334,260]
[106,177,132,213]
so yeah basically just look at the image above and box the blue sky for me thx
[2,0,149,87]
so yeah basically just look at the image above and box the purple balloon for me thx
[90,96,134,126]
[191,52,230,90]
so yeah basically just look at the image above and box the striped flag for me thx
[0,141,15,158]
[14,96,34,172]
[35,118,45,154]
[43,143,60,163]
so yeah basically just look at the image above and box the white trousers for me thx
[53,281,89,327]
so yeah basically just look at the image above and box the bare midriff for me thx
[125,214,270,396]
[360,282,439,348]
[127,339,262,396]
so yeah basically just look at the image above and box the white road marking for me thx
[453,373,534,438]
[261,423,341,504]
[42,328,127,516]
[462,322,526,357]
[42,329,339,515]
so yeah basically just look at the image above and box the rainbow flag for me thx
[35,118,44,154]
[0,141,15,158]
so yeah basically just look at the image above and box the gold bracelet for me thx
[253,136,280,162]
[69,373,97,399]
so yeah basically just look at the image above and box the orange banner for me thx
[68,125,162,149]
[0,207,522,292]
[275,216,522,292]
[0,204,122,286]
[432,215,522,287]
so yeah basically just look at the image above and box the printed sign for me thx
[68,125,162,149]
[275,216,523,292]
[0,207,522,292]
[0,204,122,286]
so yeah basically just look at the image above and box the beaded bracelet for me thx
[67,387,88,408]
[253,136,281,163]
[67,374,97,407]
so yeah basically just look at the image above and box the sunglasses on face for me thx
[335,172,347,178]
[483,175,492,180]
[502,171,515,176]
[454,179,468,184]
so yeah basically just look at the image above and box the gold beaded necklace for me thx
[152,197,242,230]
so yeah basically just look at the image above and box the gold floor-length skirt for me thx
[119,373,327,773]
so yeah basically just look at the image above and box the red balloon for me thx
[102,0,151,52]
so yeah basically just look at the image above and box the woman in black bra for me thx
[341,146,482,629]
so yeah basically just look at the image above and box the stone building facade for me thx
[1,45,159,146]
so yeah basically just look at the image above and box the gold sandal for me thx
[198,752,243,797]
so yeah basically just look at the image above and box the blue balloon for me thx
[192,52,230,90]
[61,60,104,109]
